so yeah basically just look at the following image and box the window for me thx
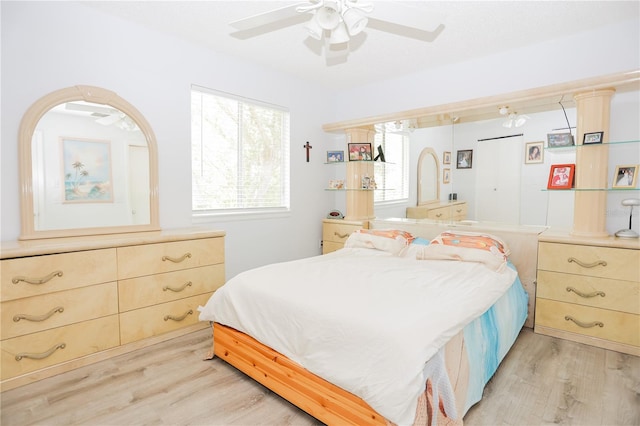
[373,130,409,203]
[191,86,290,216]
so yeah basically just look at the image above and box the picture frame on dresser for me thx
[612,165,638,188]
[547,164,575,189]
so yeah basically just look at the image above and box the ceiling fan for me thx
[498,106,530,128]
[64,102,139,131]
[229,1,445,63]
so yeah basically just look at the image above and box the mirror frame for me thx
[417,147,440,206]
[18,85,160,240]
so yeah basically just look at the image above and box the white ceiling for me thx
[82,1,639,90]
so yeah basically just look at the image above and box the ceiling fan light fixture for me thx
[316,2,341,30]
[342,8,367,36]
[329,21,350,44]
[515,116,527,127]
[305,16,324,40]
[498,106,509,115]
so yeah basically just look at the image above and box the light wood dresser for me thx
[322,219,368,254]
[535,230,639,356]
[406,201,467,221]
[0,228,225,391]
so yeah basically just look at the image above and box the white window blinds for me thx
[191,86,290,214]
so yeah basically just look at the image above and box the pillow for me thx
[430,231,510,256]
[345,229,415,255]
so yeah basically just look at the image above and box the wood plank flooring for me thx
[1,327,638,425]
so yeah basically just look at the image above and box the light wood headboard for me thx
[370,218,547,328]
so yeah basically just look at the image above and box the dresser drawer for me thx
[535,298,639,347]
[427,204,467,220]
[118,264,225,312]
[119,293,212,344]
[538,242,639,282]
[322,222,364,245]
[537,270,639,314]
[1,249,117,302]
[117,237,224,279]
[1,282,118,340]
[1,315,120,380]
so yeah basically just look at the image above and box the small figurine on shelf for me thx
[362,175,371,189]
[369,177,377,189]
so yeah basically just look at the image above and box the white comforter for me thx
[198,247,517,425]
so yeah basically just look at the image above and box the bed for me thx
[198,229,529,425]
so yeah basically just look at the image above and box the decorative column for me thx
[572,88,615,237]
[344,128,375,221]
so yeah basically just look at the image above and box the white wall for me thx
[1,2,336,279]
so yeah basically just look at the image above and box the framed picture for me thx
[525,141,544,164]
[547,133,574,147]
[443,151,451,165]
[456,150,473,169]
[443,168,450,184]
[583,131,604,145]
[348,143,372,161]
[547,164,575,189]
[326,150,344,163]
[61,137,113,203]
[612,164,638,188]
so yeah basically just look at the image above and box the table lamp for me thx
[615,198,640,238]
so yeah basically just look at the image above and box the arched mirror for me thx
[417,147,440,205]
[19,85,159,240]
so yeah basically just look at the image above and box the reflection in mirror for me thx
[417,148,440,205]
[19,86,159,240]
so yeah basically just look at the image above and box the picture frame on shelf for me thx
[443,168,450,184]
[525,141,544,164]
[456,149,473,169]
[612,164,638,189]
[547,133,574,147]
[443,151,451,165]
[583,131,604,145]
[348,143,372,161]
[326,150,344,163]
[547,164,575,189]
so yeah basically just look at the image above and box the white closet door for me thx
[475,136,522,224]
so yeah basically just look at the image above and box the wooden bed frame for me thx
[212,322,387,425]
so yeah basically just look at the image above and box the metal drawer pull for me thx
[15,343,66,361]
[13,306,64,322]
[567,257,607,268]
[162,253,192,263]
[12,270,63,285]
[164,309,193,322]
[163,281,192,292]
[333,231,349,239]
[566,287,605,298]
[564,315,604,328]
[435,213,443,217]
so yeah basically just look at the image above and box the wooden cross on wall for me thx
[303,141,312,162]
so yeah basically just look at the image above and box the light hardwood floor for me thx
[1,327,638,425]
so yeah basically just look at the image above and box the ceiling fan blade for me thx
[367,18,444,42]
[229,3,310,31]
[96,113,123,126]
[367,2,446,33]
